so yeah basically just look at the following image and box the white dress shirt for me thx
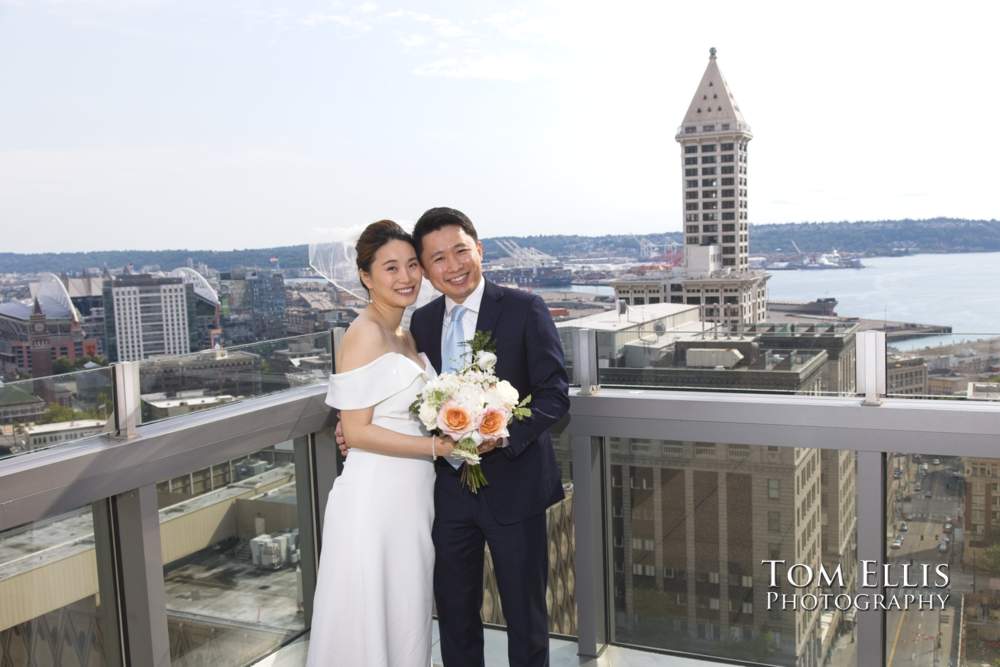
[443,278,505,447]
[443,276,485,351]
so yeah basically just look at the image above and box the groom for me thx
[339,207,569,666]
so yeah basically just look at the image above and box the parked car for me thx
[944,523,953,533]
[891,537,904,549]
[900,522,909,532]
[924,491,933,498]
[932,458,941,465]
[937,541,949,553]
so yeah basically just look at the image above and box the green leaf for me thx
[462,330,497,356]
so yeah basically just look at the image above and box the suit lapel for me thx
[424,296,446,373]
[475,280,505,337]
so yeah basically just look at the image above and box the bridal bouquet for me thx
[411,332,531,493]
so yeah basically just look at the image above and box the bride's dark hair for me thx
[355,220,415,290]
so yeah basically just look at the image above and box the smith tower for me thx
[677,47,752,271]
[614,49,768,329]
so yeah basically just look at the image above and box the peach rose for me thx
[437,401,475,439]
[478,407,510,439]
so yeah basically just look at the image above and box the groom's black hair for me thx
[412,207,479,259]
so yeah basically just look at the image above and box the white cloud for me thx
[399,33,427,49]
[413,52,555,81]
[302,13,371,31]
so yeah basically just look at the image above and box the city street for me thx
[886,459,965,666]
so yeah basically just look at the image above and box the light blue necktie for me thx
[441,305,468,469]
[441,304,468,374]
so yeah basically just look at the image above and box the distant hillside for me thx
[0,246,310,275]
[3,218,1000,274]
[485,218,1000,260]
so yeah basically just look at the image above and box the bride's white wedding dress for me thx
[306,352,436,667]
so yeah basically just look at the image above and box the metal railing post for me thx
[573,328,600,396]
[856,449,886,667]
[570,434,608,658]
[112,361,141,438]
[111,484,170,666]
[856,330,886,406]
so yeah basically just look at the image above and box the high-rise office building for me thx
[614,49,769,329]
[103,275,194,362]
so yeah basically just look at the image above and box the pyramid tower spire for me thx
[678,47,750,135]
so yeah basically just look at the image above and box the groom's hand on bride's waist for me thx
[335,420,350,458]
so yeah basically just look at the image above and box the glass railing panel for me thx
[0,506,120,666]
[885,452,999,666]
[478,423,577,639]
[607,438,857,666]
[561,323,860,396]
[0,366,115,461]
[887,333,1000,400]
[138,332,332,426]
[156,442,306,666]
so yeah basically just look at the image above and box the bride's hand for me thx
[434,436,456,458]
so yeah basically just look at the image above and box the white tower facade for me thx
[676,47,752,271]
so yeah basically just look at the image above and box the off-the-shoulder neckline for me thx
[334,351,430,377]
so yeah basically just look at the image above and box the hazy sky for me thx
[2,0,998,253]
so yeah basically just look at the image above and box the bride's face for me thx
[361,239,422,308]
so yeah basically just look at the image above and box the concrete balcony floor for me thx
[251,622,720,667]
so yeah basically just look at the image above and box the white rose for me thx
[418,402,439,431]
[475,351,498,372]
[488,380,520,409]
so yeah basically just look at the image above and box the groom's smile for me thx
[419,225,485,304]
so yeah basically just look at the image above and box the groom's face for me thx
[419,224,484,304]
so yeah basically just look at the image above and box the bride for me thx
[306,220,456,667]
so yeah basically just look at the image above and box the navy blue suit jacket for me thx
[410,280,569,525]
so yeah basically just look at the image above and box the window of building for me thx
[687,179,698,188]
[701,144,716,152]
[721,177,735,186]
[685,191,698,199]
[721,165,735,174]
[722,212,736,220]
[768,479,780,499]
[685,126,696,133]
[702,124,715,131]
[721,154,735,163]
[685,157,697,165]
[685,168,698,176]
[721,189,735,198]
[723,235,735,244]
[702,190,717,198]
[686,202,698,211]
[721,142,735,151]
[701,178,717,187]
[685,145,698,154]
[686,225,699,233]
[701,167,716,176]
[686,296,702,305]
[633,297,645,305]
[705,296,720,304]
[686,236,699,245]
[686,214,699,222]
[721,201,735,209]
[702,224,718,232]
[670,284,683,292]
[701,155,716,164]
[703,201,717,210]
[671,296,684,303]
[702,213,717,221]
[767,511,781,532]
